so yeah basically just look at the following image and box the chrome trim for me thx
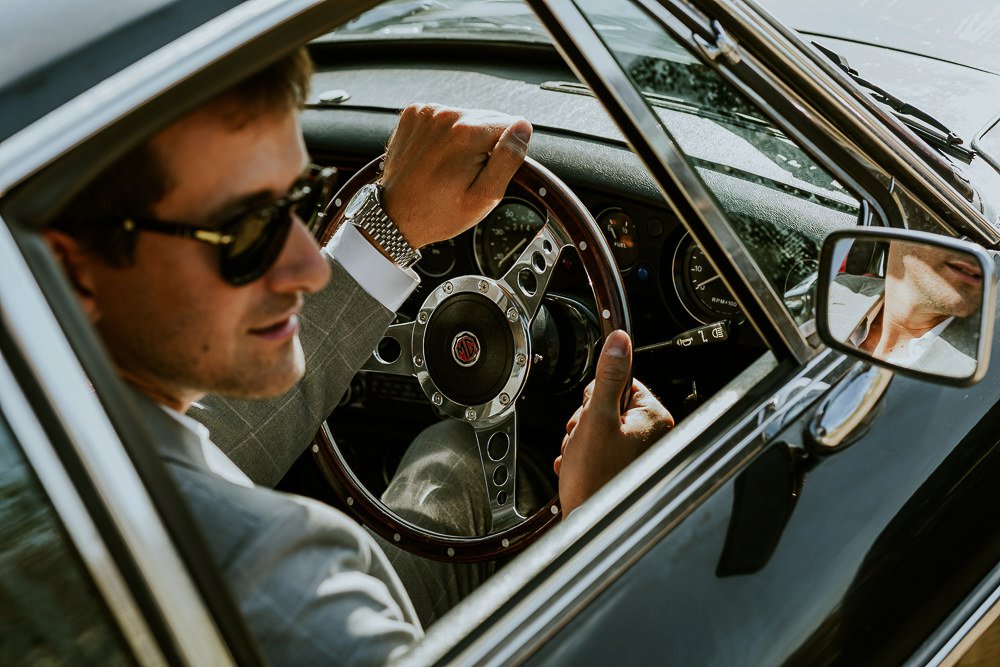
[0,0,329,194]
[413,275,531,427]
[0,216,234,665]
[0,359,167,667]
[706,0,999,246]
[972,113,1000,175]
[534,0,813,362]
[909,560,1000,667]
[402,349,855,666]
[809,363,892,450]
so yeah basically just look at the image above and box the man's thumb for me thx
[591,330,631,414]
[476,118,531,195]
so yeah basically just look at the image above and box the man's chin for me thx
[211,350,306,400]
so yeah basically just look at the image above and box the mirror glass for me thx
[819,232,991,381]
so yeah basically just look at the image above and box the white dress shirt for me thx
[325,223,420,311]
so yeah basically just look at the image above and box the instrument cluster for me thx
[410,194,745,347]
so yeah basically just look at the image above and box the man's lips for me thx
[249,314,300,340]
[945,260,983,286]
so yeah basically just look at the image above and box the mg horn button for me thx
[425,294,515,405]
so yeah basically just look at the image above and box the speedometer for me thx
[473,198,545,278]
[671,233,741,323]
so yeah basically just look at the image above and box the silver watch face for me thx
[345,183,378,219]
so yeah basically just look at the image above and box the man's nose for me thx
[264,214,331,293]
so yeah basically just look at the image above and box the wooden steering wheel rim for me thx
[310,154,630,563]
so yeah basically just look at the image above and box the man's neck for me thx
[861,304,948,359]
[119,368,199,413]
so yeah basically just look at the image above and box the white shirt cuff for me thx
[324,223,420,312]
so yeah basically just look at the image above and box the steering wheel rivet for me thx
[499,393,511,405]
[502,539,510,548]
[334,197,342,207]
[602,309,611,320]
[478,279,490,293]
[579,241,588,251]
[539,186,547,197]
[432,392,443,405]
[465,408,478,421]
[311,444,319,453]
[506,307,518,323]
[515,353,527,367]
[550,505,559,515]
[447,548,456,557]
[413,354,424,367]
[417,310,429,324]
[347,497,354,506]
[443,282,454,294]
[393,533,401,542]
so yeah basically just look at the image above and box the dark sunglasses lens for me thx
[220,209,292,285]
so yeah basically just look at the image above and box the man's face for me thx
[75,105,331,407]
[889,240,983,320]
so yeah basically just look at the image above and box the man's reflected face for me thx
[890,240,983,319]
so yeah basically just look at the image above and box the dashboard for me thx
[291,39,826,496]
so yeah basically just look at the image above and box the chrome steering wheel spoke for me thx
[361,320,417,376]
[500,220,572,324]
[472,411,523,532]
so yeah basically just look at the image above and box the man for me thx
[827,239,982,376]
[44,48,672,664]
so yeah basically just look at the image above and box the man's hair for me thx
[52,47,313,265]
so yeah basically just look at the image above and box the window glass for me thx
[575,0,861,324]
[0,410,133,665]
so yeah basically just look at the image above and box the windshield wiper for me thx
[813,42,975,163]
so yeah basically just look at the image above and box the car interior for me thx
[273,0,863,562]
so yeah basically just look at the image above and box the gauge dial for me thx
[416,239,457,278]
[473,199,545,278]
[672,235,741,323]
[597,208,639,271]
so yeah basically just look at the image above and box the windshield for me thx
[322,0,551,44]
[323,0,698,63]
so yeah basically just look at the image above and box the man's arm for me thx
[192,105,533,485]
[555,331,674,516]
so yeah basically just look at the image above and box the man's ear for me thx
[41,229,101,324]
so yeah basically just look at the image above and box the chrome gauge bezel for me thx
[671,232,742,325]
[473,196,547,278]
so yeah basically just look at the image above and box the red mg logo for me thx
[452,331,481,367]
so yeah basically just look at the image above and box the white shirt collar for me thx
[160,404,254,487]
[848,302,954,366]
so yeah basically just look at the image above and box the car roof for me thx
[0,0,243,143]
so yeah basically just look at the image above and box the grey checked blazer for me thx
[191,251,395,486]
[167,253,424,664]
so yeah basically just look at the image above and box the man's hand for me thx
[380,104,532,249]
[555,330,674,517]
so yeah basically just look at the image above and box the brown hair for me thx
[52,47,313,265]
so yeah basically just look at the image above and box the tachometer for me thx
[473,198,545,278]
[672,233,741,323]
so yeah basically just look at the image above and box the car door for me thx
[0,214,255,665]
[396,0,1000,664]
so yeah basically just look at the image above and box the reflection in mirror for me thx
[818,229,995,382]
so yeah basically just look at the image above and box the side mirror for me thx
[816,228,997,386]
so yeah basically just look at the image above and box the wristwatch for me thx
[344,183,421,269]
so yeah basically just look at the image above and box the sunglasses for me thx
[121,164,338,286]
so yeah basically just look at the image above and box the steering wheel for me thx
[312,154,629,562]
